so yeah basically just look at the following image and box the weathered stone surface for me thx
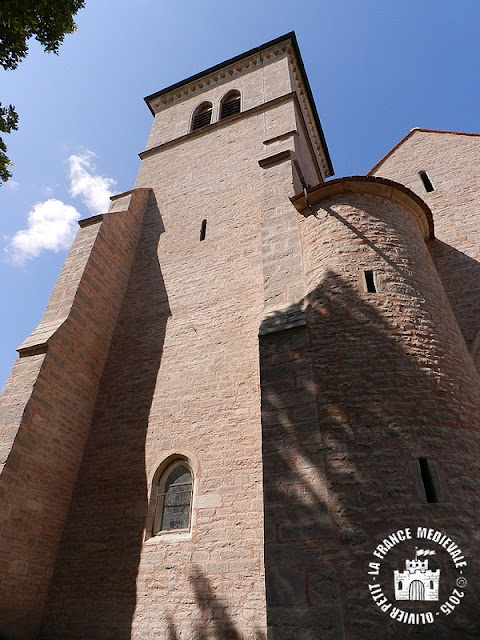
[2,39,480,640]
[0,189,150,639]
[266,567,306,605]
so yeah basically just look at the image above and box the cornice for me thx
[146,42,290,115]
[286,50,333,178]
[139,93,294,160]
[291,175,434,241]
[143,32,333,178]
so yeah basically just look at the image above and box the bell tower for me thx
[2,32,480,640]
[0,33,334,639]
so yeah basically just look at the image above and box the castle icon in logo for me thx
[394,548,440,601]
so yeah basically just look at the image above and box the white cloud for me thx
[5,151,116,265]
[68,151,116,215]
[5,179,20,191]
[6,199,81,265]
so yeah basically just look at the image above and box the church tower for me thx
[1,33,480,640]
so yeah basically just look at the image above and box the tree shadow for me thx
[164,566,266,640]
[189,565,241,640]
[260,268,480,639]
[33,197,480,639]
[39,191,170,639]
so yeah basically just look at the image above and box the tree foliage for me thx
[0,0,85,184]
[0,103,19,183]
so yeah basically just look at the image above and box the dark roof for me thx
[144,32,333,176]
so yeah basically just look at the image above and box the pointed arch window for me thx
[153,461,193,533]
[191,102,213,131]
[219,90,241,120]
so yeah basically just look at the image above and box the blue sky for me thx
[1,0,479,389]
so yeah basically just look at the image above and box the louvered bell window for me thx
[192,103,213,131]
[220,91,241,120]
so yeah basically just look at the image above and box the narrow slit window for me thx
[200,219,207,241]
[364,270,377,293]
[419,457,438,503]
[419,170,434,193]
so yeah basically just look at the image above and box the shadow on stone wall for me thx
[164,566,266,640]
[429,239,480,366]
[260,270,480,640]
[39,192,170,639]
[33,201,480,639]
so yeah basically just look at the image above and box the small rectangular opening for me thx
[364,270,377,293]
[200,219,207,241]
[419,170,434,193]
[419,457,438,503]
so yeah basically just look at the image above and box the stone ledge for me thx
[17,318,67,355]
[78,214,104,228]
[259,304,306,336]
[291,175,434,240]
[18,344,48,358]
[139,93,296,160]
[258,150,292,169]
[110,189,135,201]
[264,130,297,145]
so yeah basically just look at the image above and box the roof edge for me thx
[369,127,480,175]
[144,32,296,106]
[144,32,334,176]
[291,175,434,241]
[289,34,334,176]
